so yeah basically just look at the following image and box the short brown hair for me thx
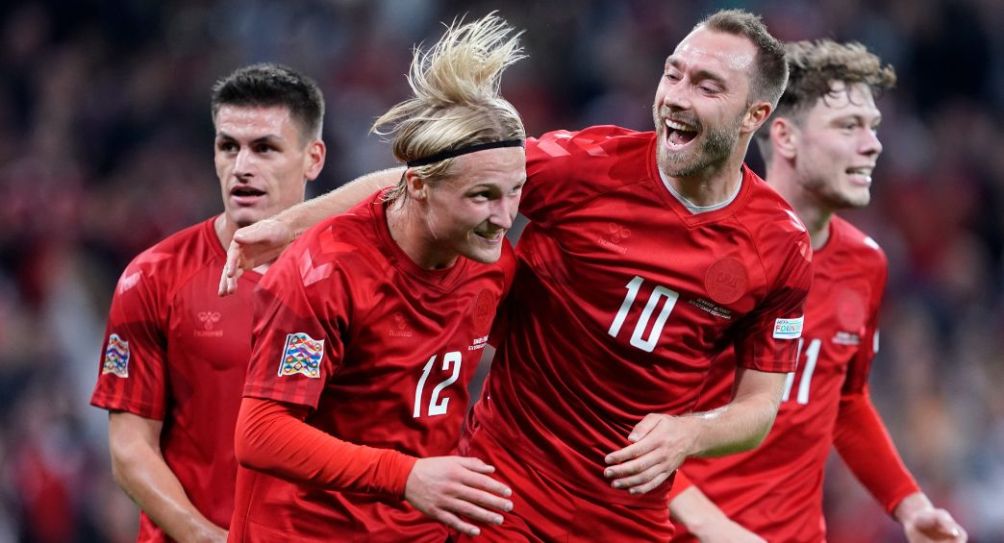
[697,9,788,107]
[776,39,896,120]
[756,40,896,160]
[211,63,325,141]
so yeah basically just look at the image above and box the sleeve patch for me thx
[772,316,804,340]
[277,332,324,379]
[101,333,131,378]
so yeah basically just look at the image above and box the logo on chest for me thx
[472,289,496,330]
[389,312,414,338]
[704,257,748,305]
[597,222,631,255]
[194,311,224,337]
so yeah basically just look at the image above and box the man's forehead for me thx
[670,28,755,72]
[215,105,296,135]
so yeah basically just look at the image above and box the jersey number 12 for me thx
[413,351,463,418]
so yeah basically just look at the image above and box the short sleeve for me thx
[242,244,349,410]
[734,233,813,373]
[90,261,170,420]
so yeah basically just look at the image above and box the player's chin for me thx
[227,207,270,229]
[460,235,504,263]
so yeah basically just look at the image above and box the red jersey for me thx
[469,126,813,509]
[90,217,261,542]
[230,191,515,542]
[673,216,887,542]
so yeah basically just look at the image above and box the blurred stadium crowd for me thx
[0,0,1001,541]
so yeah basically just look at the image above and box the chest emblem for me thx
[195,311,224,338]
[705,257,748,305]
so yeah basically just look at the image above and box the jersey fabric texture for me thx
[91,217,261,542]
[229,191,515,542]
[464,125,813,539]
[672,215,917,543]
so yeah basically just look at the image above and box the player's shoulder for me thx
[531,125,652,158]
[739,169,811,246]
[829,215,887,268]
[274,193,387,289]
[117,217,218,293]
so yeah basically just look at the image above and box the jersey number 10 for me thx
[413,351,463,418]
[608,276,680,353]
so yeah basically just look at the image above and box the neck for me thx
[213,214,238,250]
[385,199,457,270]
[766,164,833,250]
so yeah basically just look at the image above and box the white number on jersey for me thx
[781,337,821,404]
[608,275,680,353]
[413,351,463,418]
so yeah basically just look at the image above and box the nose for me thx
[491,196,517,230]
[860,128,883,157]
[233,147,255,179]
[659,79,691,111]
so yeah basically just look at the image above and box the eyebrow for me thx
[666,59,727,85]
[216,132,285,144]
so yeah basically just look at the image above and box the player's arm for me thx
[604,368,786,494]
[668,471,766,543]
[108,411,227,543]
[234,397,512,537]
[835,254,965,542]
[834,391,966,542]
[218,167,402,295]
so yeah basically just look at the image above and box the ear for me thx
[304,139,327,182]
[742,101,773,134]
[770,117,798,160]
[404,169,428,200]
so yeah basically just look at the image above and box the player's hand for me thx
[603,413,697,495]
[404,456,513,537]
[902,507,967,542]
[218,218,294,296]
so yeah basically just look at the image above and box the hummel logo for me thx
[597,222,630,255]
[195,311,223,337]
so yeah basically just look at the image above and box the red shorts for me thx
[453,424,674,542]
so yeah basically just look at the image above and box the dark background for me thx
[0,0,1001,541]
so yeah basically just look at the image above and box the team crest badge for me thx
[277,332,324,379]
[102,333,130,378]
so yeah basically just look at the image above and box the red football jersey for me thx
[469,126,813,508]
[673,216,887,542]
[90,217,262,542]
[230,191,515,541]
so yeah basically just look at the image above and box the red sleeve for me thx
[520,128,618,225]
[833,388,920,514]
[234,397,417,498]
[243,241,348,408]
[734,227,813,373]
[90,255,171,419]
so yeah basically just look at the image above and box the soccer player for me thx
[226,14,523,542]
[90,64,326,542]
[221,10,810,541]
[667,40,967,543]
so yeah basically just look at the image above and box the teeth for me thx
[666,119,695,132]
